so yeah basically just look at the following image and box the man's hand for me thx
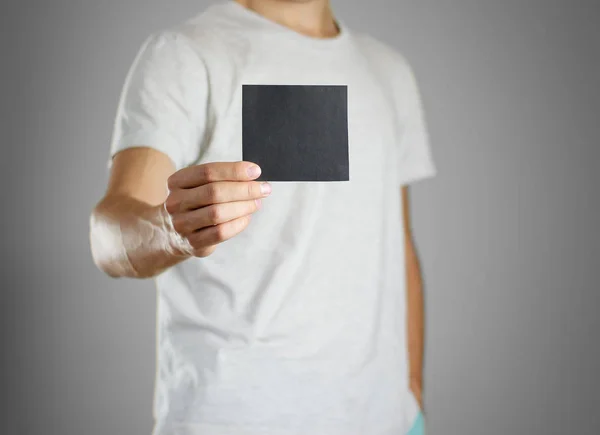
[90,146,273,278]
[164,161,272,258]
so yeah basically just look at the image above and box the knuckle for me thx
[179,196,191,212]
[238,162,249,179]
[186,233,200,249]
[170,214,187,235]
[188,233,207,252]
[200,164,215,182]
[164,194,181,214]
[213,223,228,241]
[247,182,256,198]
[205,183,221,203]
[207,205,222,223]
[166,173,179,190]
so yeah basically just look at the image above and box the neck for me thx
[234,0,339,39]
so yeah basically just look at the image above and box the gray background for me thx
[3,0,599,434]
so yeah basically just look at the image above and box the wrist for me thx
[157,203,195,258]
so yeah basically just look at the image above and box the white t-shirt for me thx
[109,2,436,434]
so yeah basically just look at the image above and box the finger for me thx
[167,161,262,190]
[167,180,271,213]
[187,214,252,253]
[170,199,261,235]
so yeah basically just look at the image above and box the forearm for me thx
[89,194,192,278]
[406,241,425,404]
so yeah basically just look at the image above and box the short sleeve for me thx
[395,60,437,186]
[108,30,208,171]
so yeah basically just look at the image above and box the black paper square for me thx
[242,84,349,182]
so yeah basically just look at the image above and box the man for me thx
[89,0,436,434]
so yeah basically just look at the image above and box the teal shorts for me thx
[407,411,426,435]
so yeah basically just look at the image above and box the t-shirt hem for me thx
[398,163,437,186]
[108,129,185,171]
[154,422,402,435]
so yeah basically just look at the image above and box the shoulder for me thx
[135,6,227,63]
[350,31,415,80]
[349,31,427,116]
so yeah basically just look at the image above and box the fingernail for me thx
[260,182,272,195]
[247,165,261,178]
[255,198,262,208]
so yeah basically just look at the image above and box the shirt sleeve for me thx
[108,30,209,171]
[395,60,437,186]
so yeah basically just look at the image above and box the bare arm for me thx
[403,185,426,411]
[89,147,270,279]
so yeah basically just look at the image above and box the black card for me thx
[242,84,349,182]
